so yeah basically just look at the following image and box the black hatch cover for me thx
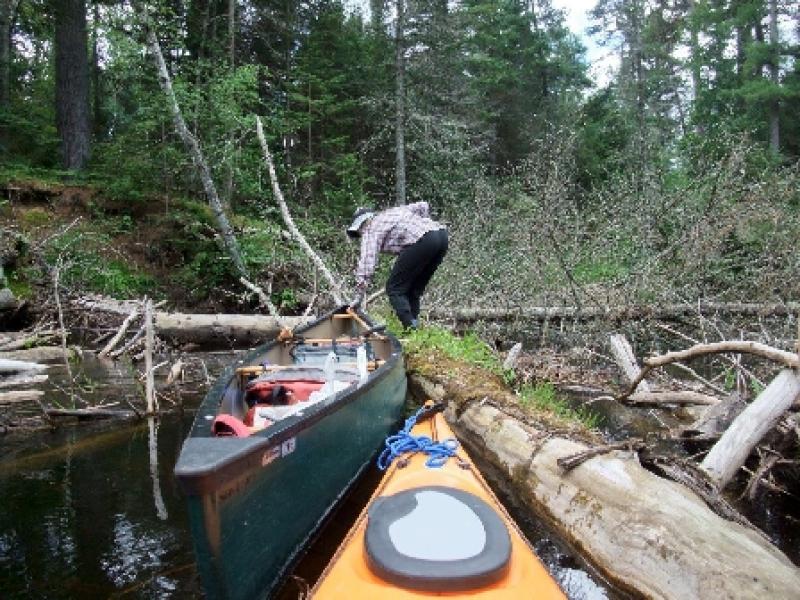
[365,485,512,591]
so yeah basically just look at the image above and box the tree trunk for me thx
[687,0,702,103]
[768,0,780,152]
[140,9,248,280]
[394,0,406,206]
[228,0,235,67]
[53,0,91,170]
[0,0,20,111]
[91,2,102,135]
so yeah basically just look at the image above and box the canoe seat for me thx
[244,378,327,427]
[211,414,251,438]
[364,486,512,592]
[244,378,325,407]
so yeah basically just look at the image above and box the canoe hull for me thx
[175,310,406,600]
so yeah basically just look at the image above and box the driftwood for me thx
[429,302,800,322]
[700,369,800,489]
[0,330,58,352]
[0,346,75,361]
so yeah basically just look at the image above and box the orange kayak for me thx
[311,403,566,599]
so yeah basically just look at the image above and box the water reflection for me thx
[0,410,202,598]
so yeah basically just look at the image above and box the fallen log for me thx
[153,313,313,345]
[0,373,49,389]
[0,358,48,373]
[429,302,800,322]
[0,347,74,362]
[408,371,800,599]
[700,369,800,489]
[626,390,720,406]
[73,296,314,345]
[0,390,45,404]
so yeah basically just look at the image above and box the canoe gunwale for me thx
[174,306,405,497]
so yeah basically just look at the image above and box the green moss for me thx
[519,382,601,429]
[401,323,512,380]
[19,208,51,230]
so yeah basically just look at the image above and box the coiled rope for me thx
[377,405,460,470]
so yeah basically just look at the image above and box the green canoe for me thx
[174,307,406,599]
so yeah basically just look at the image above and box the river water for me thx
[0,352,621,599]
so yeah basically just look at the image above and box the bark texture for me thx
[53,0,91,170]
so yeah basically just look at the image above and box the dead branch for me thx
[239,276,280,317]
[618,340,799,402]
[99,306,140,357]
[255,116,344,305]
[557,440,646,472]
[140,5,248,279]
[655,323,766,389]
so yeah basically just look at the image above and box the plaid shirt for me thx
[355,202,444,289]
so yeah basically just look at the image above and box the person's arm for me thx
[407,201,429,218]
[354,225,382,290]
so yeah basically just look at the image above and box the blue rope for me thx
[377,406,459,470]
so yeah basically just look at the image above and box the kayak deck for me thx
[311,405,566,599]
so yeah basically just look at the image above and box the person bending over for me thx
[346,202,448,330]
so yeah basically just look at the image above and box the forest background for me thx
[0,0,798,319]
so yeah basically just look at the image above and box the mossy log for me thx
[408,369,800,599]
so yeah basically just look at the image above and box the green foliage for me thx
[6,268,33,299]
[42,229,157,298]
[519,382,601,429]
[575,88,631,190]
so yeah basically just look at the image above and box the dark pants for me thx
[386,229,448,328]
